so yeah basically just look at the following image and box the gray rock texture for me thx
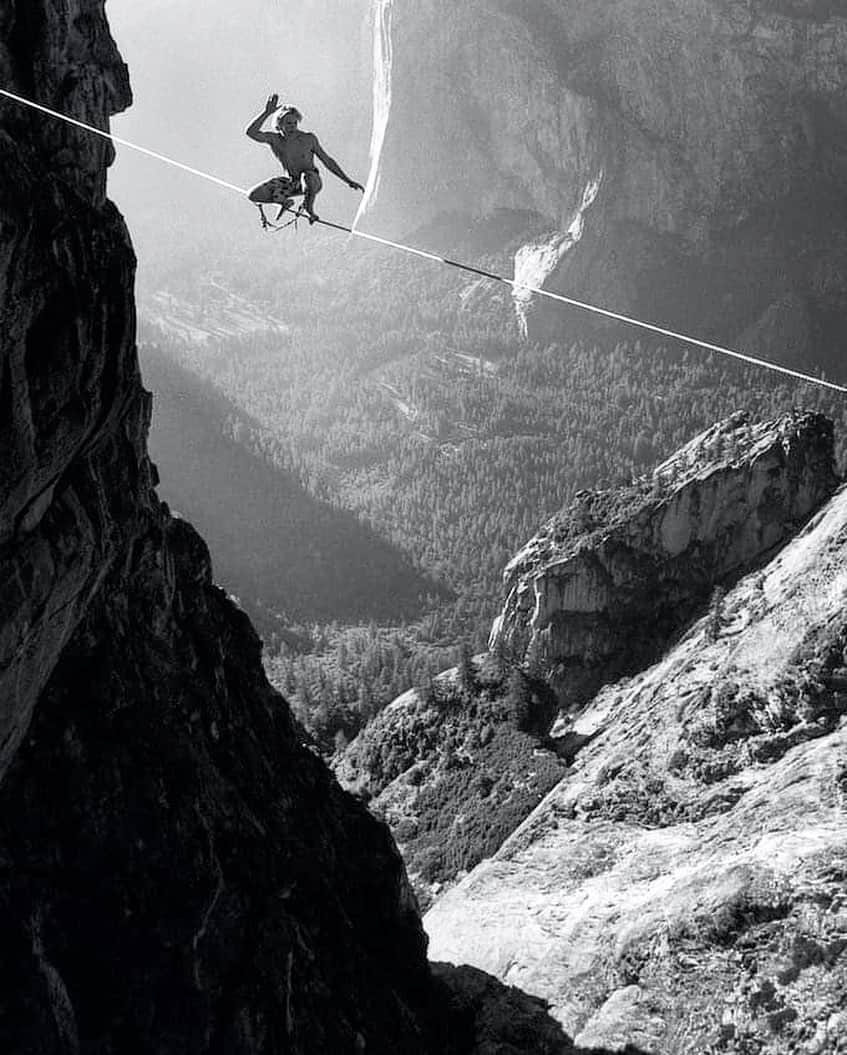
[0,513,442,1053]
[0,0,137,778]
[361,0,847,367]
[428,480,847,1053]
[489,411,838,705]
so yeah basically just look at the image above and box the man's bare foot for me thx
[307,210,319,225]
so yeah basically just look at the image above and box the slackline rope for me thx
[3,85,846,396]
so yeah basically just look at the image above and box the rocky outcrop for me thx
[334,665,565,908]
[427,481,847,1052]
[0,0,137,778]
[361,0,847,370]
[490,411,838,706]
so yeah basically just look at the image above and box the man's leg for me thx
[247,177,302,225]
[302,170,323,223]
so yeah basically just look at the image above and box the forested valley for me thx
[139,218,847,753]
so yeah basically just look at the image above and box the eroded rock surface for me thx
[490,411,837,705]
[428,483,847,1053]
[0,513,444,1053]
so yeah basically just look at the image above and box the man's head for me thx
[276,106,302,134]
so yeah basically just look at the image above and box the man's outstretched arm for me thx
[313,140,364,191]
[246,93,279,142]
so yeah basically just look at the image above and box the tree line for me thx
[139,230,847,750]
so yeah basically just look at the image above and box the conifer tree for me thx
[505,668,532,731]
[457,641,477,696]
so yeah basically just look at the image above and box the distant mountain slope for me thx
[363,0,847,376]
[426,482,847,1053]
[143,344,442,629]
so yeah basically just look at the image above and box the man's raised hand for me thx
[265,93,279,114]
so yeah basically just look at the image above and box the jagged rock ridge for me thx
[491,411,838,706]
[427,475,847,1052]
[336,412,839,921]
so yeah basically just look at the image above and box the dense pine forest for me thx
[139,217,847,751]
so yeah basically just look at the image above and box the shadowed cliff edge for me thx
[0,3,650,1053]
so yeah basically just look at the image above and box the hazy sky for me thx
[105,0,371,263]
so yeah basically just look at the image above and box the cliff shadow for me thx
[402,207,552,258]
[434,962,655,1055]
[141,345,450,634]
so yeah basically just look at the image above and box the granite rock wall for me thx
[490,412,838,706]
[361,0,847,366]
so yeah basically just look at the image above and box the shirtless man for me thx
[246,93,363,225]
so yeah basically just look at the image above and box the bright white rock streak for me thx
[512,174,603,335]
[353,0,394,231]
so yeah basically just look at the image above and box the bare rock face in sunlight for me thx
[428,478,847,1053]
[361,0,601,237]
[362,0,847,369]
[489,411,838,706]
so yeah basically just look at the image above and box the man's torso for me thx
[269,131,318,177]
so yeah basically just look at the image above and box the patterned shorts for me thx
[254,171,322,202]
[262,175,302,202]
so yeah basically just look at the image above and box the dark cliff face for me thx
[0,515,440,1053]
[0,4,440,1051]
[361,0,847,369]
[0,0,138,776]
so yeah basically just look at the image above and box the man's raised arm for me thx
[246,94,279,142]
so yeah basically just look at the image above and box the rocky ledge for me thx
[490,411,838,706]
